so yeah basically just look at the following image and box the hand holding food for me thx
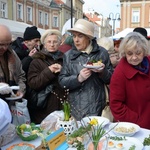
[49,63,62,73]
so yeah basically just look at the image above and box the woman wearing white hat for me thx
[59,19,113,120]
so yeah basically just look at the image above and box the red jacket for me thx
[110,56,150,129]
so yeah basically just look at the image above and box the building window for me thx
[45,13,48,25]
[1,2,7,18]
[39,11,43,24]
[132,9,140,23]
[53,16,58,27]
[27,6,32,22]
[17,3,23,20]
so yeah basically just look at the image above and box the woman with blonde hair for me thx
[27,29,65,123]
[110,32,150,129]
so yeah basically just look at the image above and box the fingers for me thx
[49,63,62,73]
[29,48,37,56]
[78,68,92,82]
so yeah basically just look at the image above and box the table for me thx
[1,123,150,150]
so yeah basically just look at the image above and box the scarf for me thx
[42,49,63,60]
[81,41,93,54]
[134,57,149,74]
[0,48,16,84]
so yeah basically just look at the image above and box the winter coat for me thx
[0,48,26,99]
[11,37,29,60]
[59,39,113,120]
[27,50,65,123]
[110,56,150,129]
[11,37,33,75]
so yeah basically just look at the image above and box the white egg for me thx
[108,141,115,148]
[116,143,124,149]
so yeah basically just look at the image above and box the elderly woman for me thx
[110,32,150,129]
[27,29,64,123]
[59,19,113,120]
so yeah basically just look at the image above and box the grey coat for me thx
[59,39,113,120]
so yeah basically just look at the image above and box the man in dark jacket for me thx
[11,26,41,74]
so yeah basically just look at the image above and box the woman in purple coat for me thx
[110,32,150,129]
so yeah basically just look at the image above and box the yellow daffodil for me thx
[89,118,98,125]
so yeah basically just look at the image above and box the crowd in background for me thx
[0,19,150,146]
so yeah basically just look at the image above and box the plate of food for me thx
[109,122,140,137]
[108,136,143,150]
[81,116,110,128]
[6,143,35,150]
[83,60,103,69]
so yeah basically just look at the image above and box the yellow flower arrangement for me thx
[88,118,106,150]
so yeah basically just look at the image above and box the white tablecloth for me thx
[1,123,150,150]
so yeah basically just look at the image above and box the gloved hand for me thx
[0,83,12,95]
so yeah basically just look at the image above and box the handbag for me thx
[27,84,53,110]
[101,85,114,122]
[26,59,53,110]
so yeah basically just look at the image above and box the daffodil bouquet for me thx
[88,118,106,150]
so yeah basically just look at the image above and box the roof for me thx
[0,18,45,40]
[112,28,150,39]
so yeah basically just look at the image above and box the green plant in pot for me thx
[62,100,71,121]
[52,88,77,135]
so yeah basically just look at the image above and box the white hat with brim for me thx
[67,19,94,39]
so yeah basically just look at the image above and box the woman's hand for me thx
[78,68,92,82]
[49,63,62,73]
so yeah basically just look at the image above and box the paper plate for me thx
[83,64,103,69]
[5,95,22,100]
[109,122,140,137]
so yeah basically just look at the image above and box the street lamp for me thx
[108,13,121,36]
[71,0,73,28]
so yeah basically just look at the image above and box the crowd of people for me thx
[0,19,150,145]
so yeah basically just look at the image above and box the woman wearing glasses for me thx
[27,29,65,123]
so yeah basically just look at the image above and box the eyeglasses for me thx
[46,41,59,45]
[0,42,11,48]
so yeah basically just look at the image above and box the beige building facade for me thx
[0,0,84,33]
[120,0,150,30]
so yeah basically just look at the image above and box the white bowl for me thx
[81,116,110,127]
[109,122,140,137]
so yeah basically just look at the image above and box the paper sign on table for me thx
[46,128,68,150]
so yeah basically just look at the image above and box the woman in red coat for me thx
[110,32,150,129]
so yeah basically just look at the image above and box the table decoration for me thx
[16,123,42,141]
[51,88,77,136]
[143,135,150,146]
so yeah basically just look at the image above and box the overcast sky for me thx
[83,0,121,28]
